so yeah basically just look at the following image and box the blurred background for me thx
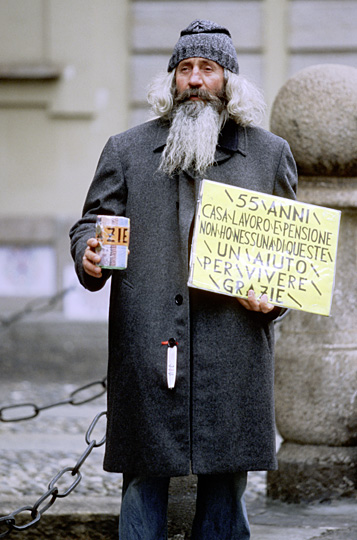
[0,0,356,375]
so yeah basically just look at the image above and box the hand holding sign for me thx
[237,289,275,314]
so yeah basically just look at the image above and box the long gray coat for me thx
[70,118,297,477]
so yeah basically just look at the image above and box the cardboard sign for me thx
[188,180,341,316]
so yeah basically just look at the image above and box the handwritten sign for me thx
[188,180,341,316]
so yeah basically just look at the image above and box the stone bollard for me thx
[268,64,357,502]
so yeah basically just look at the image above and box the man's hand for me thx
[237,289,275,314]
[82,238,102,278]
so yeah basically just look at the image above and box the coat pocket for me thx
[122,278,134,290]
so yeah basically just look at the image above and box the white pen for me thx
[162,338,178,389]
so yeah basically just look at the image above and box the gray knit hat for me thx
[168,19,239,74]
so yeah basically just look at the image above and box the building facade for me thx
[0,0,356,324]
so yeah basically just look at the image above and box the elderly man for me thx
[70,19,297,540]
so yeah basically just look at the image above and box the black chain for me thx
[0,377,107,422]
[0,283,110,535]
[0,410,107,538]
[0,286,76,331]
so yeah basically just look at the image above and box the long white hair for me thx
[147,68,266,126]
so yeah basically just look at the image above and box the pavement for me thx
[1,381,356,539]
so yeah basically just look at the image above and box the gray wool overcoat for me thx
[70,118,297,477]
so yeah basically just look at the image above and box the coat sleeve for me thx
[69,135,127,292]
[273,139,298,200]
[262,138,298,322]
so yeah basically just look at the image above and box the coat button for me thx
[175,294,183,306]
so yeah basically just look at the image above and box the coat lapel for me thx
[215,119,247,162]
[152,120,197,269]
[152,119,248,269]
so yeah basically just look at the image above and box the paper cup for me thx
[95,215,130,269]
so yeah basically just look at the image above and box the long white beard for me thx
[159,95,227,176]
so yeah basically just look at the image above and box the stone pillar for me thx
[268,64,357,502]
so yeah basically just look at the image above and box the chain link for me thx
[0,378,107,422]
[0,286,76,332]
[0,410,107,537]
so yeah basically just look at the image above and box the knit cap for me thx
[168,19,239,74]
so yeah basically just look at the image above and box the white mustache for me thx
[175,88,226,108]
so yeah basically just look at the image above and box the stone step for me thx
[1,495,356,540]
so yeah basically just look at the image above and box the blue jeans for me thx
[119,472,250,540]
